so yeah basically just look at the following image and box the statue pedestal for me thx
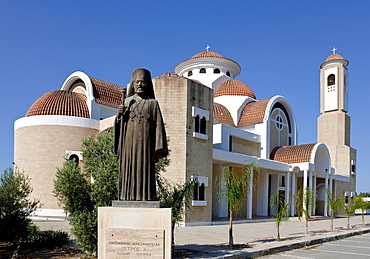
[98,203,172,259]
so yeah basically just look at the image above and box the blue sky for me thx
[1,1,370,192]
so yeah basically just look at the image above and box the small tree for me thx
[351,196,370,227]
[325,189,345,231]
[156,174,195,256]
[54,130,173,255]
[270,193,289,241]
[296,187,314,234]
[54,130,118,255]
[219,165,253,248]
[0,167,39,243]
[344,205,356,229]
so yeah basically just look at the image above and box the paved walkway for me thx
[32,215,370,258]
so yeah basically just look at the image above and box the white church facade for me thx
[14,49,356,225]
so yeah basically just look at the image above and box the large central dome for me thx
[26,90,90,118]
[214,79,256,99]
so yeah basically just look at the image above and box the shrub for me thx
[0,167,39,243]
[31,230,70,248]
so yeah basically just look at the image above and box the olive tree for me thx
[0,167,39,243]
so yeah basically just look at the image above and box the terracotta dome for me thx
[26,90,89,118]
[321,53,349,68]
[325,53,345,62]
[213,102,236,127]
[214,79,256,99]
[191,51,224,59]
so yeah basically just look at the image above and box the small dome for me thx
[214,79,256,99]
[191,51,224,59]
[321,53,349,68]
[213,102,236,127]
[26,90,89,118]
[325,53,345,62]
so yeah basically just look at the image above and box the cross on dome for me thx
[205,45,211,51]
[331,47,337,54]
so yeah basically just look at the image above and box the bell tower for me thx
[317,48,356,195]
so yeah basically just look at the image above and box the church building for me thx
[14,49,356,224]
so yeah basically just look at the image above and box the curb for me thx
[185,228,370,258]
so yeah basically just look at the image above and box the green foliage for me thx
[0,167,39,243]
[325,189,345,231]
[219,165,253,247]
[270,194,289,241]
[82,130,119,207]
[344,205,356,228]
[54,130,118,254]
[351,196,370,212]
[54,129,172,255]
[222,166,252,215]
[156,175,195,226]
[296,187,313,220]
[296,187,314,234]
[31,230,70,249]
[351,196,370,227]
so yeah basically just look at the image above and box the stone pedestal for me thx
[98,205,172,259]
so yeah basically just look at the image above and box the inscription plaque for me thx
[106,228,164,258]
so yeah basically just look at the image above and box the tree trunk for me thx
[229,209,233,248]
[277,224,280,241]
[362,212,365,227]
[347,216,350,229]
[331,215,334,231]
[305,218,309,234]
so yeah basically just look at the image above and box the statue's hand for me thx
[118,105,125,115]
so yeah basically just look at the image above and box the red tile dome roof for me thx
[213,102,236,127]
[238,99,270,128]
[321,53,349,68]
[191,51,224,59]
[90,77,122,108]
[214,79,256,99]
[270,143,316,164]
[325,53,345,62]
[26,90,89,118]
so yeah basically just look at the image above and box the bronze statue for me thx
[114,68,168,201]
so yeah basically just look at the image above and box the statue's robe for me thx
[114,94,168,201]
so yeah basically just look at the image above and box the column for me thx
[291,172,296,217]
[324,174,328,217]
[312,175,317,216]
[285,172,291,204]
[247,167,253,219]
[329,173,333,216]
[303,170,308,217]
[309,171,313,217]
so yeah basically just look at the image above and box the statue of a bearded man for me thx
[114,68,168,201]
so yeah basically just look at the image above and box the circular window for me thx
[275,115,283,130]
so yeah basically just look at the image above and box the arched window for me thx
[327,74,335,86]
[226,71,230,77]
[193,182,205,201]
[188,70,193,77]
[69,154,79,165]
[214,68,220,74]
[199,68,206,73]
[200,117,206,134]
[195,115,200,133]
